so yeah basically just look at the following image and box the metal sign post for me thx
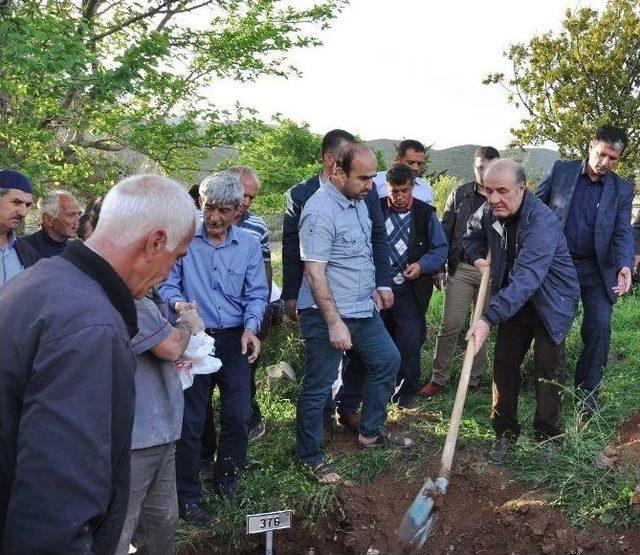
[246,510,292,555]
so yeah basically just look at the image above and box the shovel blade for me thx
[391,478,438,554]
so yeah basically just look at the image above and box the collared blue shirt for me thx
[374,171,433,205]
[565,162,604,257]
[0,232,23,287]
[298,181,376,318]
[159,224,268,333]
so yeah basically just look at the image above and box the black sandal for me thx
[359,428,414,449]
[309,461,342,484]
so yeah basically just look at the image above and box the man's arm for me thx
[613,184,635,273]
[365,187,392,290]
[417,211,449,274]
[304,261,351,351]
[3,327,130,553]
[241,240,269,362]
[157,256,186,312]
[633,211,640,273]
[461,205,489,265]
[535,161,557,205]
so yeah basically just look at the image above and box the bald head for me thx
[483,159,527,219]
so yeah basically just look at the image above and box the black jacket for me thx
[0,242,137,554]
[281,174,391,301]
[441,181,482,275]
[380,198,436,313]
[14,237,39,268]
[633,210,640,255]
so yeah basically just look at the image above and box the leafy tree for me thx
[484,0,640,178]
[0,0,345,196]
[431,173,458,215]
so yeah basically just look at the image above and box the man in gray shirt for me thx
[296,144,412,484]
[116,290,204,554]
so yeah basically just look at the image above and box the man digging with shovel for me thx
[464,159,580,463]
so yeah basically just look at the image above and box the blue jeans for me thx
[574,259,613,410]
[336,285,427,410]
[176,328,251,503]
[296,309,400,466]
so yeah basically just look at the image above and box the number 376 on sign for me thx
[246,510,292,534]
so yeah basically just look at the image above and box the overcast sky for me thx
[208,0,608,150]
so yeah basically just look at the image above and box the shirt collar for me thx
[581,160,605,184]
[324,179,355,209]
[62,240,138,338]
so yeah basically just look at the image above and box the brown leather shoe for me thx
[337,411,360,433]
[418,382,444,397]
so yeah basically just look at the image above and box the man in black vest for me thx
[380,164,448,406]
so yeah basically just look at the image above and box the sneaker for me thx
[418,382,444,397]
[248,419,266,442]
[179,501,211,526]
[489,435,514,464]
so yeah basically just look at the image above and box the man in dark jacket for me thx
[0,170,39,287]
[634,211,640,275]
[536,125,635,415]
[422,146,500,397]
[0,175,196,554]
[24,189,82,258]
[465,160,580,464]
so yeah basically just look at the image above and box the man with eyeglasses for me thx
[421,146,500,397]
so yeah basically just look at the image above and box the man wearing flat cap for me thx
[0,170,39,286]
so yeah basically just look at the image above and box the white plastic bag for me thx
[176,331,222,390]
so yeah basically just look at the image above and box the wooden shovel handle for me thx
[438,252,492,479]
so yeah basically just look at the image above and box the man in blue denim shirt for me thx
[297,144,412,484]
[159,171,268,522]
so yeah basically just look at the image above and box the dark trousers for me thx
[492,304,564,439]
[202,363,262,463]
[382,284,426,406]
[176,328,250,502]
[297,309,400,466]
[574,259,613,410]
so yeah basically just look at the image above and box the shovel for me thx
[391,254,492,554]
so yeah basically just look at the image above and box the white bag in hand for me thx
[176,331,222,390]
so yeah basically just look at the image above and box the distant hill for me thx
[365,139,559,183]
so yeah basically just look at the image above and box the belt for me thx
[205,326,243,336]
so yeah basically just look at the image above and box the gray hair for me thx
[227,165,261,189]
[37,190,75,219]
[0,188,8,198]
[94,175,197,250]
[484,159,526,187]
[198,171,244,206]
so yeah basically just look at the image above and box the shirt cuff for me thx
[168,295,186,312]
[244,317,259,334]
[483,307,500,327]
[376,286,392,291]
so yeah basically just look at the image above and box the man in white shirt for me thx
[374,139,433,205]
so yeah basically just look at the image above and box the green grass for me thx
[177,253,640,549]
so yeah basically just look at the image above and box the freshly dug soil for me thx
[181,413,640,554]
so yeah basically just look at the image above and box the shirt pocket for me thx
[224,268,244,298]
[335,230,360,257]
